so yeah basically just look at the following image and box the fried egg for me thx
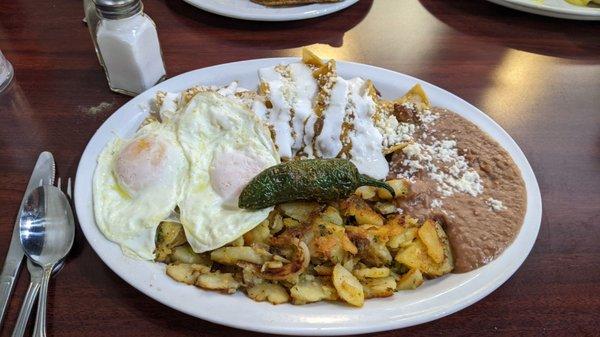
[93,121,188,259]
[176,92,279,253]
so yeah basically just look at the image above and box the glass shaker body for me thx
[83,0,105,68]
[95,12,166,96]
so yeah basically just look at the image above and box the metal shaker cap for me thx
[93,0,143,20]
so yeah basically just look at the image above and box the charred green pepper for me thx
[239,158,394,210]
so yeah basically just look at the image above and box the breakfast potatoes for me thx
[157,180,454,306]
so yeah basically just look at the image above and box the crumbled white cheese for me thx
[398,138,484,197]
[431,199,443,208]
[375,114,415,147]
[399,123,416,140]
[402,143,421,158]
[419,108,439,124]
[486,198,506,212]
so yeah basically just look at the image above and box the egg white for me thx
[93,121,188,259]
[177,92,279,253]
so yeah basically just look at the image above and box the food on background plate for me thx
[565,0,600,7]
[252,0,341,7]
[93,49,526,306]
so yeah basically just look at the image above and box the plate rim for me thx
[181,0,359,21]
[75,57,542,335]
[487,0,600,20]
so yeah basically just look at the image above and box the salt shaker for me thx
[93,0,166,96]
[83,0,105,68]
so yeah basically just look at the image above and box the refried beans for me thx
[388,107,526,273]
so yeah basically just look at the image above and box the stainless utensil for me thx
[10,260,64,337]
[12,179,70,337]
[0,152,54,328]
[19,183,74,337]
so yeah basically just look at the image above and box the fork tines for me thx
[56,177,73,199]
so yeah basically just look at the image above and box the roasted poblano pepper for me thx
[239,158,394,209]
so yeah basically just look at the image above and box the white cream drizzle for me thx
[303,114,317,158]
[346,78,388,180]
[258,67,294,158]
[288,63,317,153]
[314,76,348,158]
[257,63,317,159]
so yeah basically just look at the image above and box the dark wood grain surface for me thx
[0,0,599,336]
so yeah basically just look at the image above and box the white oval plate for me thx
[182,0,359,21]
[487,0,600,20]
[75,58,542,335]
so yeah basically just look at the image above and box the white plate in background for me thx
[487,0,600,20]
[183,0,359,21]
[75,58,542,335]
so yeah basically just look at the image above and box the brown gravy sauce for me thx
[389,108,526,273]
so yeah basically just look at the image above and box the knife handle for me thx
[0,275,16,327]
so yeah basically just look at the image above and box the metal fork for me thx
[11,177,71,337]
[55,177,73,199]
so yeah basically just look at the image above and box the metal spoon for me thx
[18,186,74,337]
[11,259,64,337]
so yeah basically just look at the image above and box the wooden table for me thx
[1,0,599,336]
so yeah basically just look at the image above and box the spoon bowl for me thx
[19,185,74,268]
[18,185,74,337]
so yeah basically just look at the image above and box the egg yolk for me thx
[209,150,271,207]
[114,137,167,196]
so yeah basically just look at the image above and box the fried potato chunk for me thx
[195,272,240,294]
[353,267,391,280]
[373,202,397,215]
[166,263,210,285]
[395,235,453,277]
[210,246,272,265]
[290,276,337,304]
[244,219,271,245]
[363,242,393,267]
[312,206,344,226]
[340,195,384,226]
[155,222,187,262]
[171,244,212,266]
[313,265,333,276]
[362,276,396,299]
[332,264,364,307]
[247,283,290,305]
[396,269,424,290]
[279,202,320,223]
[283,217,301,228]
[228,236,245,247]
[270,212,284,234]
[355,186,377,201]
[387,227,418,250]
[376,179,411,200]
[418,220,444,263]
